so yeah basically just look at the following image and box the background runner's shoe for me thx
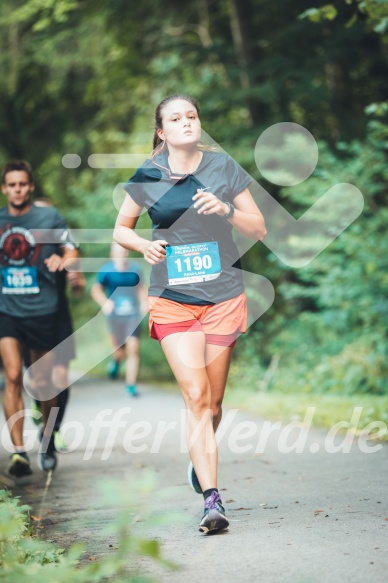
[31,400,43,426]
[188,462,203,494]
[37,451,57,472]
[107,360,120,379]
[127,384,139,397]
[199,491,229,535]
[54,431,69,452]
[8,452,33,478]
[38,428,66,452]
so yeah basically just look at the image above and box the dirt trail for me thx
[2,379,387,582]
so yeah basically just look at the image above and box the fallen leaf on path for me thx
[225,499,235,503]
[30,515,41,521]
[235,507,253,511]
[314,509,324,516]
[89,556,96,561]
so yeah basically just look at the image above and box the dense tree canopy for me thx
[0,0,387,393]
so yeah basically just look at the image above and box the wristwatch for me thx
[224,201,235,220]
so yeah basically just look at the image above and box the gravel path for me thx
[2,378,387,582]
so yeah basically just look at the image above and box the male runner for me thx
[0,160,78,475]
[30,198,86,452]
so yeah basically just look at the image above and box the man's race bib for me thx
[166,242,221,286]
[1,266,40,294]
[114,295,138,316]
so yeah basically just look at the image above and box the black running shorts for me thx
[0,313,58,352]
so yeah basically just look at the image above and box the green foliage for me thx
[299,5,338,23]
[0,0,387,398]
[0,476,176,582]
[299,1,388,36]
[0,489,66,575]
[240,118,388,396]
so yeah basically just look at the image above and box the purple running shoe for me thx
[199,491,229,534]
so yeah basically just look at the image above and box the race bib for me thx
[166,242,221,286]
[114,295,137,316]
[1,266,40,294]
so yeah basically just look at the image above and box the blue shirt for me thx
[97,261,141,317]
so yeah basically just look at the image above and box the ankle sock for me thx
[203,487,218,501]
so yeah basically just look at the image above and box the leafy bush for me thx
[0,476,175,583]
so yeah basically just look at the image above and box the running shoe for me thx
[54,431,69,452]
[199,491,229,535]
[8,452,33,478]
[31,400,43,426]
[187,461,203,494]
[127,384,139,397]
[107,359,120,379]
[38,427,66,453]
[37,450,57,472]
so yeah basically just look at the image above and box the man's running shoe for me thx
[37,450,57,472]
[54,431,69,452]
[38,428,66,453]
[107,359,120,379]
[8,452,33,478]
[199,491,229,535]
[188,461,202,494]
[31,400,43,426]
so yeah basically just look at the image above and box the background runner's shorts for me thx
[55,305,75,365]
[0,313,58,351]
[107,314,141,347]
[148,292,247,347]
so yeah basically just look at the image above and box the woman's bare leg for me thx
[161,331,219,492]
[205,343,234,432]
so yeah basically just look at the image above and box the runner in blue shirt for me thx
[92,241,147,396]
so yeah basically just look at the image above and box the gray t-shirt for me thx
[125,150,252,304]
[0,205,75,318]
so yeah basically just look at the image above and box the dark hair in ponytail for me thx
[152,94,200,151]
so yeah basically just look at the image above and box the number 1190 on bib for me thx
[166,241,221,286]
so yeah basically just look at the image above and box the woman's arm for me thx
[192,187,267,241]
[113,194,168,265]
[227,188,266,240]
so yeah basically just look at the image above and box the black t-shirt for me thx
[125,150,252,305]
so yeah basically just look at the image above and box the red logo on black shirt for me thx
[0,227,36,266]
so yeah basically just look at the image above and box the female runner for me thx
[114,94,266,534]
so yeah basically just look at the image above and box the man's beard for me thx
[10,199,30,211]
